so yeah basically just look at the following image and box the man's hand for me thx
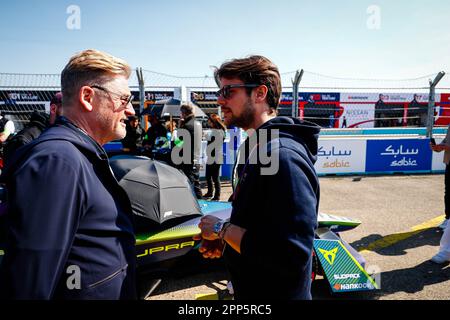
[198,215,221,241]
[431,143,446,152]
[193,235,224,259]
[194,215,225,259]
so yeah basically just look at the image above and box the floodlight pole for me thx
[426,71,445,138]
[291,69,304,118]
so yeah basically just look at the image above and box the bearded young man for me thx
[196,55,320,300]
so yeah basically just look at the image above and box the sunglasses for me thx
[216,84,261,99]
[91,85,134,106]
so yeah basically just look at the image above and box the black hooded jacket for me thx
[225,116,320,300]
[0,116,136,299]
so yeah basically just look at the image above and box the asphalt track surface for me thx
[148,174,450,300]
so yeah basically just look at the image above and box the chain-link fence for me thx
[0,73,61,131]
[283,70,446,129]
[1,69,449,132]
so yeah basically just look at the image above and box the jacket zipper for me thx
[87,264,128,289]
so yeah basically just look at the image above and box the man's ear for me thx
[254,85,268,103]
[79,86,95,112]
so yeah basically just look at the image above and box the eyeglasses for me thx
[216,84,261,100]
[91,85,134,106]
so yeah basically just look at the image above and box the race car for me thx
[135,200,379,298]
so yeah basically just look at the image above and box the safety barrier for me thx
[104,127,446,179]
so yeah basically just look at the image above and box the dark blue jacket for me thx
[0,117,136,299]
[225,116,320,300]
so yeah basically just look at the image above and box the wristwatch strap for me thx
[219,222,231,239]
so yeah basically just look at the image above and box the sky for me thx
[1,0,450,85]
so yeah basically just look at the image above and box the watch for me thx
[213,220,226,236]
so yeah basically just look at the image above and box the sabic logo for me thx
[323,160,350,168]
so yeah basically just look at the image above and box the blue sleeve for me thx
[0,152,83,299]
[239,147,319,277]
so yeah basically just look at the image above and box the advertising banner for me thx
[299,92,340,102]
[280,92,340,103]
[0,90,60,102]
[339,93,378,128]
[339,93,433,129]
[365,138,432,172]
[315,139,367,174]
[190,91,218,103]
[144,91,174,102]
[436,93,450,126]
[340,103,375,128]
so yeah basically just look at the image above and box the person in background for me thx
[142,114,167,157]
[48,92,62,125]
[203,114,226,200]
[0,49,137,299]
[375,94,388,128]
[121,115,145,154]
[163,113,177,143]
[341,116,347,128]
[431,219,450,264]
[2,92,62,166]
[0,112,15,168]
[0,112,15,144]
[430,127,450,230]
[151,116,175,164]
[179,103,203,199]
[429,126,450,264]
[328,114,335,128]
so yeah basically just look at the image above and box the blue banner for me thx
[365,139,432,172]
[280,92,340,103]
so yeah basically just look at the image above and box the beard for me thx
[225,99,255,130]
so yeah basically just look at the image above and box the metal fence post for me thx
[136,68,145,118]
[291,69,304,118]
[426,71,445,138]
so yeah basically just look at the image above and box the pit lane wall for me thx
[313,136,445,176]
[104,130,446,178]
[219,132,446,178]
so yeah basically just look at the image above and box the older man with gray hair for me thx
[0,49,137,299]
